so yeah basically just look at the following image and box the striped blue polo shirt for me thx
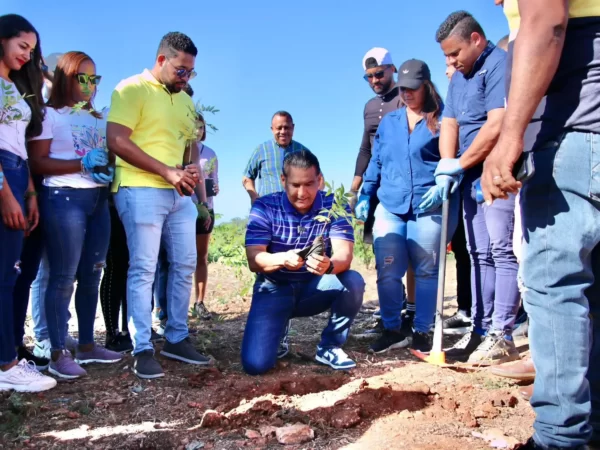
[243,139,310,196]
[245,191,354,283]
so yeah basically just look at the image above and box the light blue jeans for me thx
[521,132,600,448]
[373,200,458,333]
[31,251,50,341]
[114,187,197,355]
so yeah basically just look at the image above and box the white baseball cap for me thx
[362,48,397,72]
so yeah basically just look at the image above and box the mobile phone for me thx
[512,152,535,183]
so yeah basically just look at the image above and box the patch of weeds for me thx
[70,400,94,416]
[479,375,517,390]
[0,393,39,441]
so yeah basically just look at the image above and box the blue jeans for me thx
[372,201,458,333]
[0,150,29,365]
[154,247,168,321]
[41,186,110,352]
[521,132,600,448]
[12,223,45,347]
[241,271,365,375]
[31,251,51,341]
[463,172,520,335]
[114,188,197,355]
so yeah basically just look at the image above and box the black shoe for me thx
[369,329,410,354]
[150,329,164,343]
[161,338,210,365]
[445,331,483,361]
[400,310,414,336]
[363,319,384,335]
[443,311,472,336]
[411,331,432,353]
[105,333,133,353]
[133,350,164,379]
[17,345,49,371]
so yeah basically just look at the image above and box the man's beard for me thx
[373,79,393,95]
[165,82,182,93]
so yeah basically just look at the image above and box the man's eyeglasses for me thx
[75,73,102,85]
[363,67,390,82]
[167,59,197,80]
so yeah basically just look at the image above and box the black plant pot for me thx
[181,162,194,196]
[205,178,217,197]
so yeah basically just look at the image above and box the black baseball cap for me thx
[397,59,431,90]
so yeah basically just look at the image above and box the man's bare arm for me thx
[459,109,505,169]
[246,245,285,273]
[439,118,459,159]
[190,141,207,203]
[500,0,568,140]
[329,239,354,274]
[242,176,259,204]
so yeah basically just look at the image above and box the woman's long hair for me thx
[422,80,444,134]
[0,14,45,138]
[48,51,101,118]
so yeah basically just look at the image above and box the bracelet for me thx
[25,191,37,198]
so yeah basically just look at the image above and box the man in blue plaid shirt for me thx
[243,111,321,204]
[243,150,364,374]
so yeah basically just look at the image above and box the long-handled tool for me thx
[410,197,450,365]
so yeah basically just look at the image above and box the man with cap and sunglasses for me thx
[350,48,416,334]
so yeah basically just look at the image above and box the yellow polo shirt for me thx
[108,69,196,191]
[504,0,600,39]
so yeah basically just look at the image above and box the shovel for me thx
[410,197,450,365]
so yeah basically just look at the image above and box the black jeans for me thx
[99,202,128,335]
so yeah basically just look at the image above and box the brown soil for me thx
[2,261,534,449]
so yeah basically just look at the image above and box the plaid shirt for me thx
[245,191,354,283]
[243,139,309,196]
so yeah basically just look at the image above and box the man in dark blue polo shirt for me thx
[434,11,520,365]
[242,150,365,374]
[482,1,600,447]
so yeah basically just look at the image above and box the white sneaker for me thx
[0,359,57,392]
[33,339,51,360]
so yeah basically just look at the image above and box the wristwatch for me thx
[325,261,335,274]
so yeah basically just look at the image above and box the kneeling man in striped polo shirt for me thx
[242,150,365,374]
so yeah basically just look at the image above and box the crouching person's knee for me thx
[339,269,365,309]
[241,353,275,376]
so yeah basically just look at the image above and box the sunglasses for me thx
[167,59,197,80]
[75,73,102,85]
[363,67,389,82]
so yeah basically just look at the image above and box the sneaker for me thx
[0,359,57,392]
[513,319,529,338]
[193,302,212,320]
[369,329,410,354]
[277,320,291,359]
[133,350,164,379]
[443,311,472,336]
[49,350,87,379]
[445,331,483,361]
[363,319,384,335]
[105,333,134,353]
[65,335,78,352]
[75,344,123,365]
[17,346,49,371]
[161,338,211,365]
[315,347,356,370]
[411,331,432,353]
[400,310,415,336]
[467,332,521,366]
[33,338,51,360]
[151,329,164,343]
[156,320,166,337]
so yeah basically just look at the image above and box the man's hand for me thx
[163,166,196,197]
[355,194,370,223]
[347,190,359,212]
[306,253,332,276]
[281,250,304,271]
[0,190,26,230]
[435,174,461,201]
[481,135,524,204]
[25,196,39,236]
[434,158,465,177]
[182,163,200,180]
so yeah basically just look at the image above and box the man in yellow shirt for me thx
[107,32,210,379]
[483,0,600,447]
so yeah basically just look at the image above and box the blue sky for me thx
[7,0,508,222]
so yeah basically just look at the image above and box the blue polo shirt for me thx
[245,191,354,283]
[361,107,442,215]
[243,139,310,196]
[444,43,506,158]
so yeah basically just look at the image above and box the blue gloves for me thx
[435,174,461,201]
[82,148,109,173]
[418,186,443,213]
[0,171,3,191]
[434,158,464,177]
[91,166,114,185]
[355,194,370,222]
